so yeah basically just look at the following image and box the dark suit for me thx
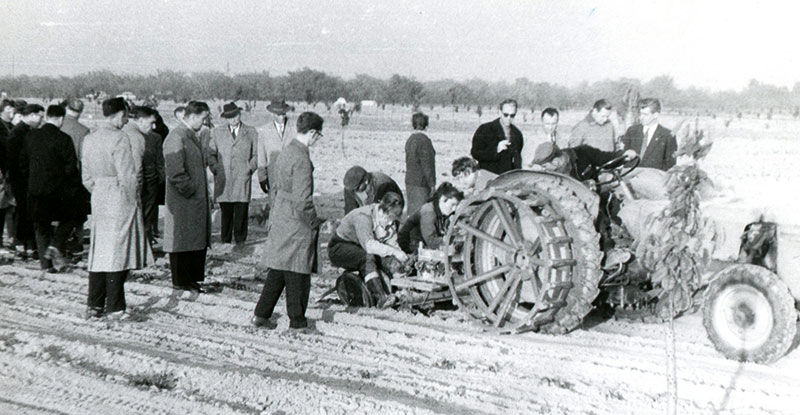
[470,118,523,174]
[622,124,677,171]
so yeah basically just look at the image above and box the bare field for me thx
[1,103,799,414]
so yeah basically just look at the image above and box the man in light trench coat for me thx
[209,102,258,246]
[82,97,152,319]
[163,101,212,293]
[252,112,325,330]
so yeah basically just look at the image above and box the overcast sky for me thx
[0,1,796,91]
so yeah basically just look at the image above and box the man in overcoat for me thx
[163,101,212,293]
[621,98,677,171]
[256,99,291,199]
[209,102,258,245]
[470,98,524,174]
[21,105,82,271]
[8,104,44,258]
[82,98,152,318]
[252,112,325,330]
[404,112,435,216]
[0,99,17,248]
[59,98,91,254]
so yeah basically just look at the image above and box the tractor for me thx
[335,154,800,364]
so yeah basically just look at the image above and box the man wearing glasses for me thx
[470,98,524,174]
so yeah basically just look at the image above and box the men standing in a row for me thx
[253,112,325,331]
[209,102,258,246]
[82,98,152,319]
[470,98,523,175]
[569,99,617,151]
[8,104,44,258]
[163,101,212,293]
[22,105,82,272]
[257,99,291,198]
[621,98,676,171]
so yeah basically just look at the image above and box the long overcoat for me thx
[162,123,211,253]
[209,123,258,203]
[22,123,83,222]
[82,122,152,272]
[263,139,319,274]
[257,120,289,202]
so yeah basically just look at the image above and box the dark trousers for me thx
[34,220,76,269]
[0,206,12,246]
[141,182,159,241]
[169,249,206,287]
[87,270,129,313]
[219,202,249,243]
[14,200,34,249]
[254,269,310,328]
[328,234,374,275]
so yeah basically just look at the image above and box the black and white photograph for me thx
[0,1,798,414]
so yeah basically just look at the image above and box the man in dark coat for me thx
[163,101,212,293]
[59,98,91,254]
[404,112,436,216]
[621,98,677,171]
[20,105,81,271]
[343,166,402,214]
[470,98,524,175]
[252,112,325,331]
[7,104,44,258]
[0,99,17,247]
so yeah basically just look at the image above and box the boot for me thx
[366,278,396,309]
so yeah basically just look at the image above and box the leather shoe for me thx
[189,282,207,294]
[250,316,276,329]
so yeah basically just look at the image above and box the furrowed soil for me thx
[1,103,798,414]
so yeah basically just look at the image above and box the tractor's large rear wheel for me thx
[445,174,603,334]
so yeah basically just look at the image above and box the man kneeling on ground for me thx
[328,192,408,308]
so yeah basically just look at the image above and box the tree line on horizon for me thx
[1,67,799,113]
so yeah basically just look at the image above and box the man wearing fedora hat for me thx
[209,102,258,246]
[256,99,292,199]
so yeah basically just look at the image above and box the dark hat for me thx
[220,102,242,118]
[343,166,369,191]
[531,142,562,165]
[266,99,291,115]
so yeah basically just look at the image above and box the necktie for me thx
[231,127,237,138]
[641,126,649,155]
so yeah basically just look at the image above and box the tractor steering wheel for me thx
[596,154,639,187]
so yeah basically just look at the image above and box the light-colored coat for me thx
[263,139,319,274]
[162,123,211,253]
[209,123,258,203]
[256,120,290,201]
[82,122,152,272]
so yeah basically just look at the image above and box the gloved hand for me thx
[259,179,269,194]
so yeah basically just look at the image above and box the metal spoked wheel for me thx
[445,173,603,334]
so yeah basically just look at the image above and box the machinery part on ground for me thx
[702,264,797,364]
[336,272,374,308]
[445,172,603,334]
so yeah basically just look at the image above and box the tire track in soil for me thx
[1,264,799,414]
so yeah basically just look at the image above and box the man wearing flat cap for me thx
[530,142,635,182]
[256,99,292,201]
[209,102,258,246]
[343,166,403,215]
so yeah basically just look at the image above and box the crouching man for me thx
[328,192,408,308]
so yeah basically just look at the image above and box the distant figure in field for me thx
[22,105,82,272]
[404,112,436,216]
[163,101,212,294]
[8,103,44,258]
[569,99,617,151]
[256,99,292,199]
[82,98,152,319]
[253,112,326,330]
[470,98,523,175]
[621,98,677,171]
[521,107,565,169]
[343,165,402,215]
[209,102,258,246]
